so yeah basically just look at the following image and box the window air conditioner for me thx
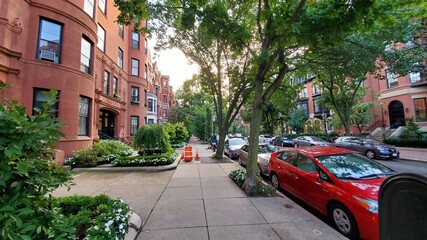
[40,50,56,62]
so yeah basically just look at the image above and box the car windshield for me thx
[360,139,381,144]
[316,154,394,179]
[229,138,246,146]
[258,144,277,153]
[264,135,272,138]
[310,136,323,141]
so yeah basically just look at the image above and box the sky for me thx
[150,46,199,91]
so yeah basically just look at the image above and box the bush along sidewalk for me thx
[112,150,178,167]
[229,169,276,197]
[54,195,132,239]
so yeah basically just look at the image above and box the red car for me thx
[268,146,395,240]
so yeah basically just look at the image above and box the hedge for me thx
[383,138,427,148]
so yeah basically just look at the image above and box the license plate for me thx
[392,153,397,157]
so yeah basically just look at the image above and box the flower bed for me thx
[54,195,132,240]
[112,150,178,167]
[229,169,276,197]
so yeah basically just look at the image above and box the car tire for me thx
[282,142,285,147]
[329,203,359,240]
[270,173,280,190]
[365,150,375,159]
[294,143,299,148]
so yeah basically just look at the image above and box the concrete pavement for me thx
[53,138,346,240]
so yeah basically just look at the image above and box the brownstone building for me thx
[0,0,173,157]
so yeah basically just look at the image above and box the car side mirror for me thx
[307,172,320,181]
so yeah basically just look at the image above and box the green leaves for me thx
[0,92,73,239]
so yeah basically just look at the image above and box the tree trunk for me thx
[243,79,264,195]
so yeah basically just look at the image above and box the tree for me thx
[400,118,423,141]
[308,4,427,135]
[205,107,213,141]
[353,101,375,134]
[287,108,309,135]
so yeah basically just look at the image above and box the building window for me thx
[80,37,92,74]
[38,19,62,63]
[410,71,421,83]
[163,95,167,103]
[148,98,157,113]
[78,96,90,136]
[32,89,59,117]
[130,116,139,135]
[301,86,308,99]
[104,71,110,94]
[386,69,398,88]
[414,98,427,122]
[118,48,123,68]
[97,24,105,52]
[144,89,147,105]
[148,119,154,124]
[145,38,148,53]
[98,0,106,14]
[118,24,124,38]
[163,80,167,89]
[84,0,95,18]
[131,87,139,103]
[163,108,167,117]
[131,59,139,76]
[144,64,148,79]
[113,77,118,95]
[132,32,139,49]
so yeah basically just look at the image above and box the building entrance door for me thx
[99,109,115,139]
[388,101,405,128]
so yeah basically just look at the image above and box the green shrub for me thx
[400,118,423,141]
[229,169,246,187]
[112,150,178,166]
[384,137,427,148]
[71,140,134,167]
[134,124,172,154]
[0,91,74,239]
[54,195,132,239]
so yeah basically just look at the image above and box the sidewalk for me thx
[53,137,346,240]
[137,138,346,240]
[397,147,427,163]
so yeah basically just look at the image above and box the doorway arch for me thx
[388,101,405,128]
[99,109,116,139]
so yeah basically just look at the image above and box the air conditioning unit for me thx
[40,50,56,62]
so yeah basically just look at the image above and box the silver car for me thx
[293,136,333,148]
[224,138,247,159]
[237,143,277,176]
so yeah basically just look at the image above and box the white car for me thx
[259,135,273,143]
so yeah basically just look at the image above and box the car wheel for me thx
[256,164,262,176]
[310,144,315,146]
[294,143,299,148]
[270,173,280,190]
[282,142,285,147]
[329,203,359,240]
[365,150,375,159]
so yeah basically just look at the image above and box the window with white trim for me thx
[130,116,139,135]
[97,24,105,52]
[132,32,139,49]
[98,0,106,14]
[38,19,62,63]
[78,96,90,136]
[104,71,110,94]
[386,69,398,88]
[80,37,92,74]
[84,0,95,18]
[131,59,139,76]
[118,48,123,68]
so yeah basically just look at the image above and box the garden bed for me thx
[229,169,278,197]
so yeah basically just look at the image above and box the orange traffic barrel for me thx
[184,145,193,162]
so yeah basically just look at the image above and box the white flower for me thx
[94,226,99,230]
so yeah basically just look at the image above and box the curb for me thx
[69,154,182,172]
[396,158,427,164]
[124,212,142,240]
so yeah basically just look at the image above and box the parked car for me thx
[259,135,273,143]
[272,135,294,147]
[224,138,247,159]
[334,136,399,160]
[237,143,278,176]
[293,136,333,148]
[268,146,396,240]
